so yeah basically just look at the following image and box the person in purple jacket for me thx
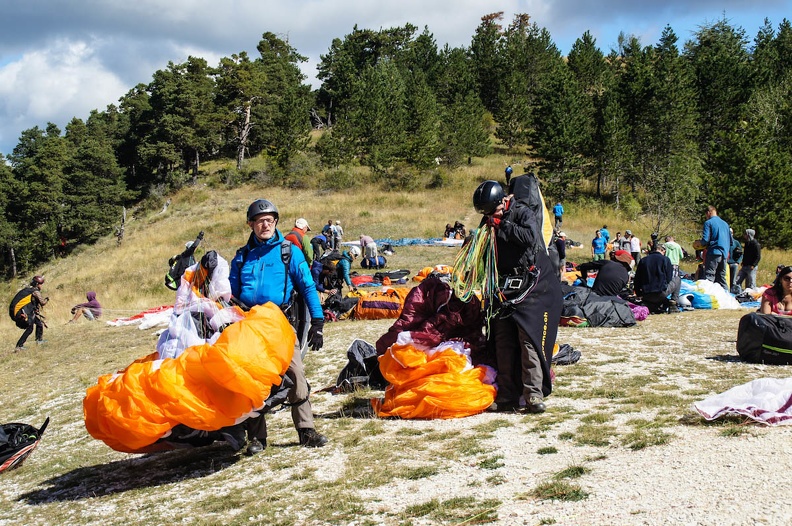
[69,291,102,322]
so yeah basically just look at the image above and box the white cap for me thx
[295,218,310,231]
[558,232,566,237]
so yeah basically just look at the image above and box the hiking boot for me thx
[486,401,519,413]
[526,397,546,414]
[220,427,247,451]
[246,438,266,455]
[298,428,328,448]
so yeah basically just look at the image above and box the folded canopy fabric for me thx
[373,337,496,419]
[84,303,295,453]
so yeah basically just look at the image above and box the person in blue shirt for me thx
[600,225,610,244]
[700,205,732,291]
[228,198,328,454]
[591,230,607,261]
[505,164,514,186]
[552,202,564,230]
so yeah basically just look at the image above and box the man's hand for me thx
[488,216,501,229]
[308,318,324,351]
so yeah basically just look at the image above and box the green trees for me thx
[4,11,792,278]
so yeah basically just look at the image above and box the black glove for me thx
[307,318,324,351]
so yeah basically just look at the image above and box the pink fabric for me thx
[628,302,649,321]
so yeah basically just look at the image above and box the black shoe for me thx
[246,438,265,455]
[220,427,247,451]
[298,428,328,448]
[526,397,546,414]
[486,401,519,413]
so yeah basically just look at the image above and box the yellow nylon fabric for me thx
[373,342,496,419]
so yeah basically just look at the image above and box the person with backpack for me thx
[10,275,49,352]
[228,199,328,454]
[473,178,562,414]
[736,228,761,290]
[336,246,361,292]
[284,218,313,264]
[310,232,329,262]
[552,202,564,230]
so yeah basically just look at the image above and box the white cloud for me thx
[0,39,126,153]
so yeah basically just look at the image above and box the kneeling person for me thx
[229,199,328,454]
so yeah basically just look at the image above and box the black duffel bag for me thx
[736,312,792,365]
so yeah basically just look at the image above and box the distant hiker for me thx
[69,291,102,323]
[700,205,731,292]
[626,230,641,264]
[504,164,513,186]
[552,202,564,230]
[359,234,378,260]
[736,228,761,290]
[10,275,49,352]
[285,218,313,263]
[228,198,327,454]
[331,220,344,250]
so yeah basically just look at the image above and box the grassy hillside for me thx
[1,158,790,525]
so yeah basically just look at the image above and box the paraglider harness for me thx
[8,287,42,330]
[165,231,204,290]
[0,417,49,473]
[232,239,311,358]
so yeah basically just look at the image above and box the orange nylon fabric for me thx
[83,303,294,453]
[372,342,496,419]
[353,288,406,320]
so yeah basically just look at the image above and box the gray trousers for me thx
[492,316,543,403]
[735,265,757,290]
[247,336,314,440]
[704,252,728,291]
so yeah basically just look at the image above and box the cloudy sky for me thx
[1,1,789,157]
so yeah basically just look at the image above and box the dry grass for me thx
[1,163,790,525]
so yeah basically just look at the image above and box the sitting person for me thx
[760,265,792,315]
[443,223,454,239]
[453,221,466,239]
[634,244,678,313]
[577,250,634,297]
[69,291,102,322]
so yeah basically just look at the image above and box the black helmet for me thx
[246,199,279,222]
[473,180,505,215]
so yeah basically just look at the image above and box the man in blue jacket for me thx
[229,199,328,454]
[700,205,731,292]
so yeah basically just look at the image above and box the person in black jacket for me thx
[577,250,633,297]
[634,244,677,313]
[474,178,562,414]
[735,228,761,290]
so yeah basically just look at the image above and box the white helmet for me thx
[349,246,361,257]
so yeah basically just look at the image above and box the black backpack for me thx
[737,312,792,365]
[0,417,49,473]
[8,287,36,328]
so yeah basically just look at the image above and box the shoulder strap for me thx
[281,240,293,304]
